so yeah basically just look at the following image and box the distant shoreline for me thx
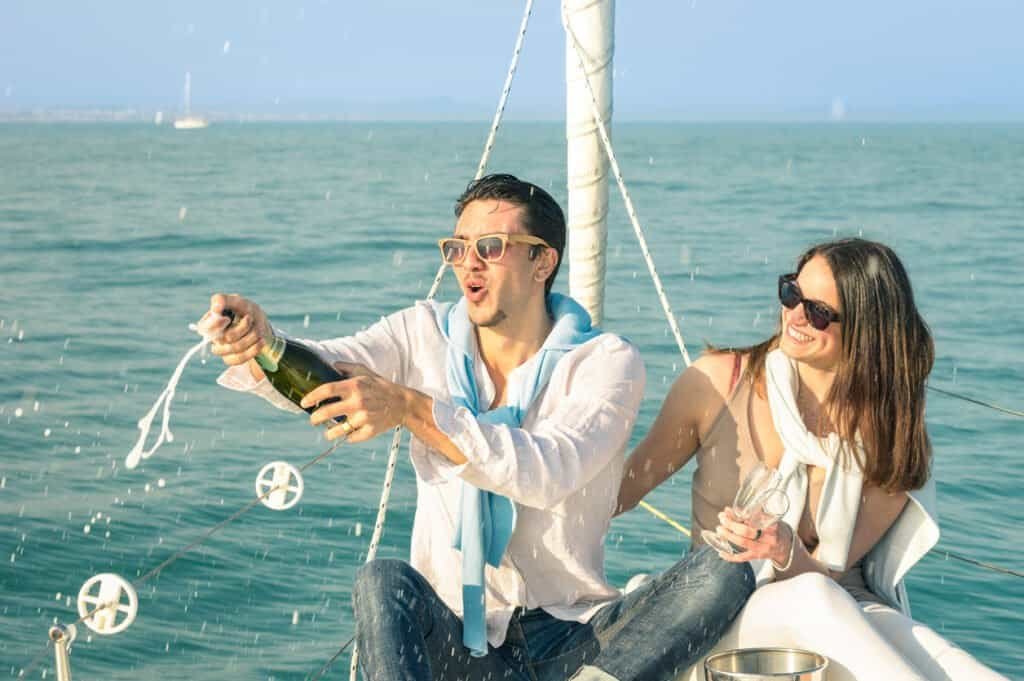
[1,113,1021,125]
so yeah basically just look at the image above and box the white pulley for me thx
[77,573,138,635]
[255,461,304,511]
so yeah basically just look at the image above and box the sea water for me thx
[1,122,1021,678]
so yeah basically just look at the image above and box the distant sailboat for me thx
[174,72,209,130]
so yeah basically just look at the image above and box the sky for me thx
[2,0,1022,121]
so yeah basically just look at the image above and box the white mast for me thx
[175,71,208,129]
[564,0,613,325]
[183,71,192,117]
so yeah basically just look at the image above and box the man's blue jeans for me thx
[352,547,755,681]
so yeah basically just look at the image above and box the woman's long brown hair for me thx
[731,238,933,493]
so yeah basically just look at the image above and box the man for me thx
[208,174,753,681]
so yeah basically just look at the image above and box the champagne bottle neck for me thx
[255,335,285,373]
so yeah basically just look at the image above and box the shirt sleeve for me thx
[217,362,303,413]
[429,335,645,510]
[216,304,421,409]
[284,306,416,385]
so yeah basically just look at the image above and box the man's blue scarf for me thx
[431,293,601,656]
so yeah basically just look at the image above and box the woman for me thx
[617,239,1007,681]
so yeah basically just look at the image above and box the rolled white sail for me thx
[564,0,613,325]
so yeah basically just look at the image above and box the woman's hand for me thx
[713,508,794,566]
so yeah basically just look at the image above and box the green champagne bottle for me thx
[224,309,349,415]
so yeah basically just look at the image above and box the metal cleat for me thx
[48,623,77,681]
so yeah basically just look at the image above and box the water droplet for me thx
[303,314,310,328]
[179,206,188,221]
[158,478,166,488]
[679,245,691,265]
[13,408,23,418]
[354,522,363,537]
[83,524,91,534]
[43,428,51,437]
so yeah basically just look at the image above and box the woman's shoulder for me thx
[691,349,745,400]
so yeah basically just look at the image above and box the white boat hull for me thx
[173,117,209,130]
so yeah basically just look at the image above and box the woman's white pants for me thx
[675,572,1008,681]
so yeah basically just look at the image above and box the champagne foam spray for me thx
[125,312,231,469]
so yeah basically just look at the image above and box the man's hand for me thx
[301,362,410,443]
[204,293,273,367]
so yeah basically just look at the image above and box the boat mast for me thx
[565,0,613,325]
[183,71,192,117]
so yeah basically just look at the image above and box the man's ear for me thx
[534,248,558,282]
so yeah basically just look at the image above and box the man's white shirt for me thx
[219,301,645,648]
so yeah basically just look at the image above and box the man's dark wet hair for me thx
[454,173,565,297]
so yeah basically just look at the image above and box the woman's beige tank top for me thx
[689,354,882,604]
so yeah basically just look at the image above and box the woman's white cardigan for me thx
[862,475,940,614]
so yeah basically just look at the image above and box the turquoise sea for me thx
[1,122,1021,679]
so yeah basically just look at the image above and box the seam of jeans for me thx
[515,615,543,681]
[528,638,597,670]
[594,550,719,647]
[524,619,602,677]
[497,614,532,679]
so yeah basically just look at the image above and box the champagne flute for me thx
[702,463,789,556]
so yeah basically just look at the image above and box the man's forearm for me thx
[400,387,468,465]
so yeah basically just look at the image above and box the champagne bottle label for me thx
[223,309,347,415]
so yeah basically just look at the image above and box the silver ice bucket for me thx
[704,647,828,681]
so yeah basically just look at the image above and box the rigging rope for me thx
[563,0,1022,596]
[15,442,343,679]
[310,634,356,681]
[23,2,539,672]
[476,0,535,181]
[338,8,1023,679]
[560,0,1024,612]
[637,500,1024,580]
[638,501,691,537]
[561,3,693,368]
[28,1,1018,675]
[346,3,535,679]
[927,383,1024,419]
[132,441,342,589]
[561,4,1024,424]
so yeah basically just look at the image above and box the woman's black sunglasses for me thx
[778,273,841,331]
